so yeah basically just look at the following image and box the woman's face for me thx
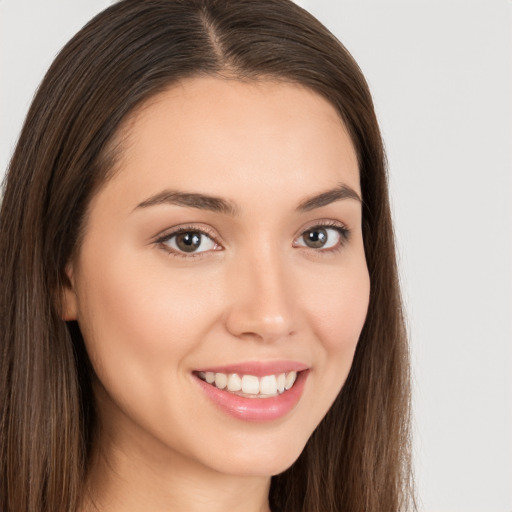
[63,77,370,477]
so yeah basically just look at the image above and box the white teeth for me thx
[259,375,277,395]
[284,371,297,390]
[214,373,227,390]
[198,370,300,396]
[227,373,242,392]
[242,375,260,395]
[277,373,286,393]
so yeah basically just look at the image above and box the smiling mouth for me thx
[195,371,299,398]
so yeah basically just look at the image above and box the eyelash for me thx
[154,224,220,259]
[154,221,350,259]
[294,221,350,255]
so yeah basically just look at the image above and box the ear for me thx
[60,263,78,321]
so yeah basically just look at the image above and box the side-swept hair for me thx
[0,1,414,510]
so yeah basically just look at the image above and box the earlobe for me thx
[60,264,78,321]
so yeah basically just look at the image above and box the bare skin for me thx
[64,77,370,512]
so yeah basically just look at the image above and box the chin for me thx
[196,426,311,478]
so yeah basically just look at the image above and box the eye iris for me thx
[304,228,327,248]
[176,232,202,252]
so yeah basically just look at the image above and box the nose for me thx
[224,247,297,343]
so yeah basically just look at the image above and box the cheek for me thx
[305,262,370,355]
[73,249,225,445]
[283,256,369,450]
[76,254,216,367]
[301,256,370,410]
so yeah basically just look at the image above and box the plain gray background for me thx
[1,1,511,511]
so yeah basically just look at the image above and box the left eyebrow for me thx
[134,189,238,216]
[296,183,362,212]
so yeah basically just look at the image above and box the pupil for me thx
[177,232,201,252]
[306,228,327,248]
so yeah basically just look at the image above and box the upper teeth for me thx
[198,371,298,397]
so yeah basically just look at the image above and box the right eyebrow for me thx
[134,189,239,216]
[296,183,362,212]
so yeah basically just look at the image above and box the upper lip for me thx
[194,360,309,377]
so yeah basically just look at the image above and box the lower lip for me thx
[194,370,309,422]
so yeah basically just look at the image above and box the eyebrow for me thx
[296,183,362,212]
[135,190,238,215]
[135,183,361,215]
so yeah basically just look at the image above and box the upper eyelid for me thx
[154,224,220,243]
[295,219,349,237]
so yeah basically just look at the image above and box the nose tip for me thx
[224,263,296,343]
[228,311,294,343]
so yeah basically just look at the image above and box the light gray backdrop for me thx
[1,1,511,511]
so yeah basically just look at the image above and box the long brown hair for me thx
[0,1,415,510]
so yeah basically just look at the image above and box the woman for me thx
[0,1,414,511]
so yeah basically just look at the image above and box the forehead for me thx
[100,77,360,211]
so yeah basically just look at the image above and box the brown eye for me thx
[295,225,347,250]
[162,230,218,254]
[303,228,328,248]
[175,232,202,252]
